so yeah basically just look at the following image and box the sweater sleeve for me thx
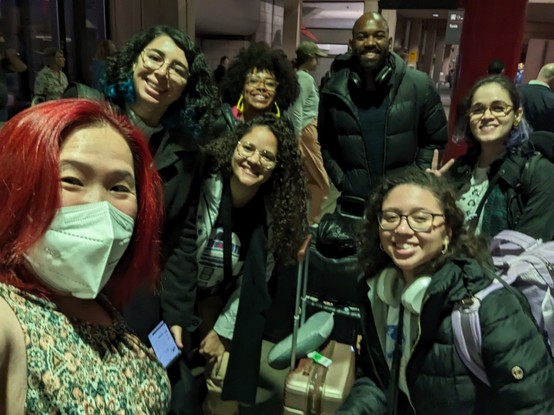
[480,287,554,414]
[288,72,311,137]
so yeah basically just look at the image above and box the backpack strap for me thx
[451,280,504,386]
[490,230,542,254]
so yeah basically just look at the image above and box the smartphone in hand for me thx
[148,321,181,368]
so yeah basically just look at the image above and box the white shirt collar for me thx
[529,80,550,89]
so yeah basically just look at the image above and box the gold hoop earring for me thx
[513,119,520,128]
[236,95,244,113]
[274,101,281,118]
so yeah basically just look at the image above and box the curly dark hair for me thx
[453,75,531,154]
[204,113,308,263]
[219,42,299,112]
[103,25,219,138]
[358,168,490,279]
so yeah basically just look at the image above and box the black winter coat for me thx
[318,52,447,199]
[63,83,205,339]
[338,258,554,415]
[448,145,554,241]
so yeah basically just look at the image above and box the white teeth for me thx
[146,80,165,93]
[398,243,413,249]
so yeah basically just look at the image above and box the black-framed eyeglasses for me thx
[378,211,445,233]
[140,49,189,82]
[467,101,513,119]
[244,75,279,91]
[236,140,277,170]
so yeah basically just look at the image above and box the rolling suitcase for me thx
[282,236,355,415]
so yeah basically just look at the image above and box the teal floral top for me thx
[0,282,170,414]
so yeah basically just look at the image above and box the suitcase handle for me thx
[291,234,313,370]
[297,234,313,263]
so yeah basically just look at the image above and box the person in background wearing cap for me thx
[289,41,330,224]
[318,12,447,206]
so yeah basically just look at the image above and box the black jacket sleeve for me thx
[318,92,345,190]
[515,155,554,241]
[413,73,448,170]
[336,377,387,415]
[160,198,199,330]
[481,287,554,414]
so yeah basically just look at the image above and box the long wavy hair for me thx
[204,113,308,263]
[359,168,489,279]
[453,75,532,155]
[219,42,299,112]
[0,99,163,307]
[103,25,219,139]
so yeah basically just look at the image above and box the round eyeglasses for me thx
[236,141,277,170]
[140,49,189,82]
[378,211,445,233]
[244,75,279,91]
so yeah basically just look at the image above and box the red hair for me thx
[0,99,163,306]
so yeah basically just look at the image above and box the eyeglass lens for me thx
[142,50,189,80]
[378,212,439,232]
[237,141,276,168]
[245,76,278,90]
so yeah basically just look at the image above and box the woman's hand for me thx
[199,329,229,365]
[170,324,184,348]
[170,324,191,351]
[426,149,455,177]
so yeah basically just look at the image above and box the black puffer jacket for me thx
[338,258,554,415]
[448,144,554,241]
[318,52,447,199]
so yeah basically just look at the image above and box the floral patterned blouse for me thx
[0,282,171,414]
[33,66,68,101]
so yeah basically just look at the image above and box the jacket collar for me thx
[451,147,529,192]
[153,129,200,170]
[425,258,493,307]
[323,51,406,103]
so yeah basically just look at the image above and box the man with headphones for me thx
[318,12,447,203]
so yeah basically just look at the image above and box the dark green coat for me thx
[338,258,554,415]
[448,145,554,241]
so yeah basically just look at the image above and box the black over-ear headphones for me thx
[349,51,395,89]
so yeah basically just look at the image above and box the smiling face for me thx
[379,184,451,282]
[59,124,138,219]
[132,34,189,124]
[350,14,391,72]
[241,69,277,118]
[468,82,522,152]
[231,125,278,194]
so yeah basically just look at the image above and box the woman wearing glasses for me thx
[64,25,219,413]
[210,41,299,137]
[162,114,307,414]
[446,75,554,240]
[65,25,220,344]
[337,168,554,415]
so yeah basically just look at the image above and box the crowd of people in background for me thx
[1,9,554,415]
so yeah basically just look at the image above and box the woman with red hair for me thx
[0,99,169,413]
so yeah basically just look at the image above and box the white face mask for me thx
[24,201,135,299]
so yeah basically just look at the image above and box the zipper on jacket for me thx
[404,292,431,414]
